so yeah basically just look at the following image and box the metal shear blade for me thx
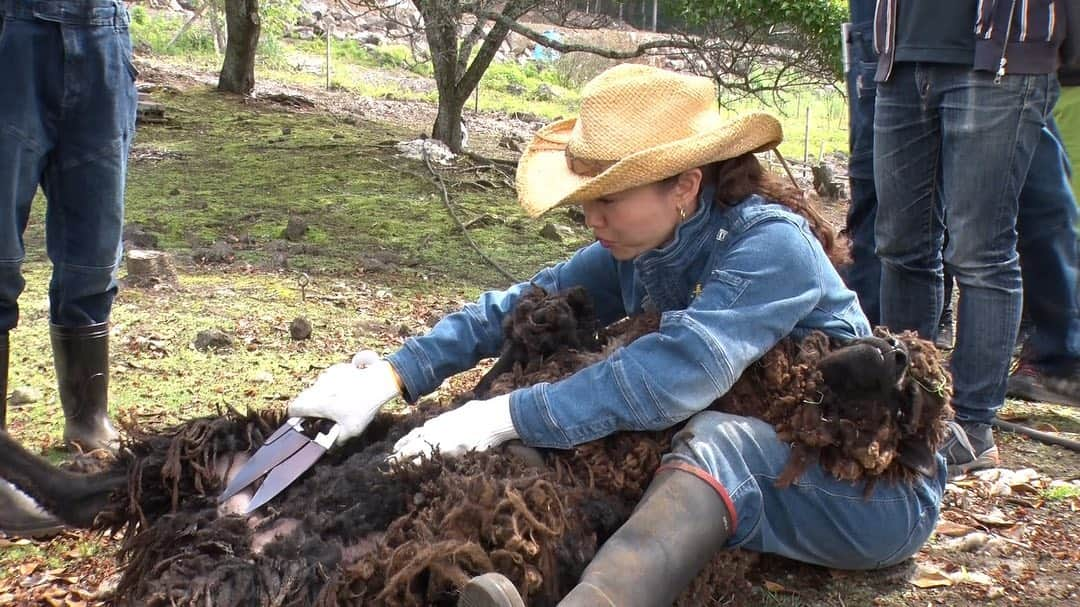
[218,417,341,512]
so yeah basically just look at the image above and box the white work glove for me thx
[288,352,401,444]
[391,393,518,461]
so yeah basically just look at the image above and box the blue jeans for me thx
[841,5,881,326]
[662,412,946,569]
[1016,122,1080,373]
[874,64,1056,424]
[0,0,137,331]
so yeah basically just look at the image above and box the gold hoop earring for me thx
[678,207,687,221]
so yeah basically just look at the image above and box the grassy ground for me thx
[1,17,1078,607]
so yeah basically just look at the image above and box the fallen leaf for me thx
[952,568,996,586]
[19,562,39,576]
[1000,524,1026,541]
[936,520,977,537]
[911,565,953,588]
[762,580,797,594]
[972,509,1014,527]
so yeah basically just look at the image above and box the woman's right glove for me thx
[287,351,401,444]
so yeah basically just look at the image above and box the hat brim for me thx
[516,112,783,218]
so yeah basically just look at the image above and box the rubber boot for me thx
[1,332,8,429]
[51,323,118,451]
[457,466,734,607]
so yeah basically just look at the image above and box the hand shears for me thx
[219,417,341,514]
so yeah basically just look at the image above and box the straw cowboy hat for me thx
[515,63,784,218]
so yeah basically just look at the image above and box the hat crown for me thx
[567,64,721,162]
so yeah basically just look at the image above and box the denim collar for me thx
[634,183,717,272]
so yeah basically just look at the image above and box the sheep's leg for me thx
[0,430,124,528]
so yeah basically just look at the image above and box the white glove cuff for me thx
[369,360,404,405]
[486,394,520,444]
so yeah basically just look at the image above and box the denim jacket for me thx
[387,190,871,449]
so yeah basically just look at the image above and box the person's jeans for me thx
[1017,121,1080,373]
[0,0,137,331]
[662,411,946,569]
[842,16,882,326]
[874,63,1056,424]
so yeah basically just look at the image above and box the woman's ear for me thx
[673,169,704,206]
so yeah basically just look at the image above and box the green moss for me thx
[1042,484,1080,501]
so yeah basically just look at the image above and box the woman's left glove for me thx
[391,393,518,461]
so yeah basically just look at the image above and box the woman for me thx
[290,65,947,607]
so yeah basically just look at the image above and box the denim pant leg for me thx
[842,17,882,327]
[0,0,137,329]
[874,64,948,341]
[876,64,1054,424]
[1017,122,1080,371]
[0,5,52,332]
[661,411,946,570]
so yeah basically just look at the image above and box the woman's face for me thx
[581,169,703,260]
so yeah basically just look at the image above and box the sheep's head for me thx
[817,334,909,397]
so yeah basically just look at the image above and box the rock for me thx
[533,84,556,101]
[252,371,274,383]
[949,532,991,552]
[289,317,313,341]
[283,216,308,242]
[811,163,841,199]
[359,32,385,46]
[192,241,235,264]
[565,206,586,225]
[505,82,527,96]
[539,223,563,242]
[8,387,41,407]
[395,138,455,165]
[193,329,234,352]
[498,133,525,152]
[123,223,160,249]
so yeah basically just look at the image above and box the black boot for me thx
[51,323,118,451]
[1,331,8,429]
[458,466,734,607]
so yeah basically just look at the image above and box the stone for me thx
[289,317,313,341]
[283,216,308,242]
[193,329,234,352]
[539,223,563,242]
[123,223,160,249]
[8,387,41,407]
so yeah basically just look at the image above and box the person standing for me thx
[872,0,1069,473]
[0,0,138,535]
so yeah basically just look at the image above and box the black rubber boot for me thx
[1,332,8,429]
[457,467,734,607]
[51,322,118,451]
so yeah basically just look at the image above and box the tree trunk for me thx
[218,0,261,94]
[432,94,467,151]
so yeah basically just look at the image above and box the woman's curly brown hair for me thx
[665,153,850,267]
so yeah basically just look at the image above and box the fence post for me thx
[803,106,811,163]
[326,20,332,91]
